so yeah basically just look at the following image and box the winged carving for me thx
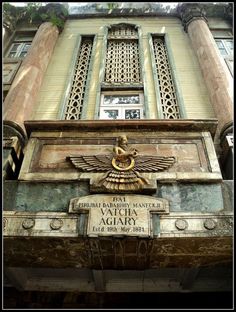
[67,135,175,191]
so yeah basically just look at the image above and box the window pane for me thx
[8,43,21,57]
[125,109,140,119]
[22,43,31,51]
[215,40,224,49]
[225,40,233,53]
[103,110,119,119]
[10,43,21,52]
[104,95,140,105]
[219,48,228,56]
[19,51,28,58]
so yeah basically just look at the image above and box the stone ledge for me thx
[24,119,218,139]
[3,211,233,238]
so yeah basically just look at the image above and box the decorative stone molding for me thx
[22,218,35,229]
[203,219,216,230]
[178,3,208,32]
[3,211,232,270]
[3,211,233,238]
[50,219,63,230]
[175,219,188,231]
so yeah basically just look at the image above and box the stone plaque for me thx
[69,194,169,237]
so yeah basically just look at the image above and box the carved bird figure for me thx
[67,135,175,191]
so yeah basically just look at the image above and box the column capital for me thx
[224,3,233,25]
[178,3,208,32]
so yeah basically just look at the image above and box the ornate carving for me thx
[175,219,188,230]
[204,219,216,230]
[22,218,35,229]
[50,218,63,230]
[178,3,208,31]
[104,24,141,85]
[64,38,94,120]
[67,135,175,191]
[108,23,138,39]
[152,37,181,119]
[3,218,8,231]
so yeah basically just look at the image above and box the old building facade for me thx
[3,2,233,308]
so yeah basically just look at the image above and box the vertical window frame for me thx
[212,29,233,77]
[59,34,97,120]
[95,23,147,119]
[215,38,233,76]
[148,33,186,119]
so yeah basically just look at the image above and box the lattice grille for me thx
[105,40,141,84]
[104,25,141,84]
[64,38,93,120]
[108,25,138,38]
[153,37,181,119]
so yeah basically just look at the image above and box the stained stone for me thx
[155,183,224,212]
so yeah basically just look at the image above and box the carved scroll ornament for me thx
[67,135,175,191]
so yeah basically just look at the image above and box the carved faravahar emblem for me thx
[67,135,175,191]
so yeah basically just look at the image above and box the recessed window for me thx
[213,33,233,76]
[8,42,31,58]
[152,35,181,119]
[6,34,35,58]
[215,39,233,56]
[100,92,144,120]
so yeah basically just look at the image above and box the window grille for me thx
[108,25,138,38]
[152,37,181,119]
[104,25,141,85]
[64,37,94,120]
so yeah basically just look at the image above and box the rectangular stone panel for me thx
[69,194,169,237]
[19,129,222,182]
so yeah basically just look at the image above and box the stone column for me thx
[178,3,233,144]
[3,22,59,145]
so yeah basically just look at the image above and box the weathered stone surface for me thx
[4,181,230,214]
[4,181,89,212]
[3,236,232,269]
[19,123,222,183]
[24,119,218,138]
[156,183,225,212]
[221,180,233,211]
[186,18,233,139]
[3,209,233,239]
[70,194,169,237]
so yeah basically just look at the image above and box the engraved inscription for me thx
[69,194,169,237]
